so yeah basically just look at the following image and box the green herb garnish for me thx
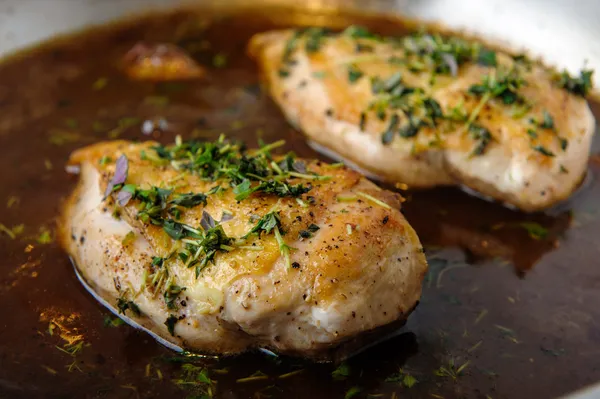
[165,315,178,336]
[347,64,364,83]
[519,222,548,239]
[555,68,594,97]
[117,298,141,317]
[468,67,526,105]
[164,284,186,310]
[469,124,492,156]
[477,48,497,67]
[539,110,555,130]
[332,362,351,380]
[299,223,320,239]
[532,145,555,157]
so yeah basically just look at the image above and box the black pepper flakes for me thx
[291,262,300,269]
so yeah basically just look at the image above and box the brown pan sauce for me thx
[0,7,599,399]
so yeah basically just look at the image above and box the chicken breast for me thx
[59,137,427,359]
[248,26,596,212]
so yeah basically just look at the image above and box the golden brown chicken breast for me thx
[59,137,427,358]
[248,26,595,212]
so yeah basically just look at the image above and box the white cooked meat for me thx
[59,138,427,358]
[248,27,596,212]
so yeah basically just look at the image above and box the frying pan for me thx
[0,0,599,398]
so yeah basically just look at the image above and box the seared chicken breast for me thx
[248,27,595,212]
[59,137,427,358]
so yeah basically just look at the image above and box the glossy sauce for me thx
[0,7,599,399]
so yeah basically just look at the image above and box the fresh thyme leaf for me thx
[398,118,420,138]
[372,72,403,95]
[359,112,367,131]
[477,48,497,67]
[117,298,141,317]
[170,192,208,208]
[0,224,24,240]
[519,222,548,239]
[254,180,312,198]
[165,315,178,336]
[163,220,187,240]
[103,315,125,328]
[540,110,555,130]
[532,145,555,157]
[347,64,364,83]
[212,53,228,68]
[344,387,361,399]
[469,124,492,156]
[386,370,419,388]
[343,25,379,40]
[274,225,295,270]
[207,185,226,196]
[527,129,538,139]
[245,211,281,238]
[298,223,320,239]
[152,256,165,267]
[233,179,253,201]
[381,114,400,144]
[164,284,186,310]
[332,362,351,380]
[121,231,136,247]
[37,229,53,244]
[468,67,526,105]
[304,27,330,53]
[559,137,568,151]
